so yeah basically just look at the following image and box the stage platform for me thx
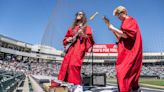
[32,75,164,92]
[83,86,118,92]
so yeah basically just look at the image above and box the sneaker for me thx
[74,85,83,92]
[130,88,141,92]
[68,85,77,92]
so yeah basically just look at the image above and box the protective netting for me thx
[41,0,164,52]
[41,0,118,51]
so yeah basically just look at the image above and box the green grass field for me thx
[139,78,164,86]
[107,78,164,87]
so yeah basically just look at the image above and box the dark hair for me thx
[71,11,87,29]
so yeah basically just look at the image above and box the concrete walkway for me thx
[28,75,45,92]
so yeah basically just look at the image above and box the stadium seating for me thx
[0,59,164,92]
[0,69,25,92]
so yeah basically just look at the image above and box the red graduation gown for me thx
[116,17,142,92]
[58,25,94,85]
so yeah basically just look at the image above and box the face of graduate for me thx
[76,12,84,20]
[117,13,126,21]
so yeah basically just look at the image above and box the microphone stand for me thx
[91,45,94,86]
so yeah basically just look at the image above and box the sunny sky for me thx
[0,0,164,52]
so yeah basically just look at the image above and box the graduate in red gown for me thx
[103,6,142,92]
[58,11,94,85]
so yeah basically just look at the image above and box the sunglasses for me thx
[76,12,84,16]
[118,13,123,17]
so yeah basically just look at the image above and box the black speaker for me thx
[82,73,106,87]
[92,73,106,86]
